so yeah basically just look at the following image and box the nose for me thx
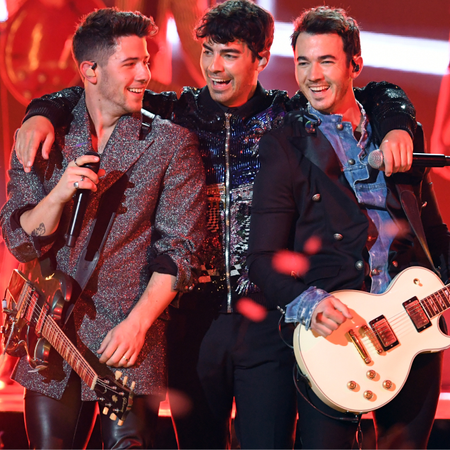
[137,61,151,84]
[208,54,224,73]
[308,62,323,81]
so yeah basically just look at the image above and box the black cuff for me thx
[149,254,178,277]
[10,204,36,231]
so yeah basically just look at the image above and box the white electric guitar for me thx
[294,266,450,414]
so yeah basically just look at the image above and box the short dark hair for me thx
[72,7,157,66]
[291,6,361,65]
[195,0,274,60]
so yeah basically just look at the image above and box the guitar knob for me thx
[103,406,109,415]
[366,370,376,379]
[383,380,393,389]
[118,419,124,427]
[115,371,123,380]
[130,381,136,391]
[110,413,117,421]
[347,381,357,390]
[123,376,128,385]
[363,390,374,400]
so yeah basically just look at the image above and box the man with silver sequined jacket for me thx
[0,9,205,450]
[14,1,417,448]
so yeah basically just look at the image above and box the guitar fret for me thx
[433,292,447,313]
[42,318,96,388]
[421,287,450,319]
[440,287,450,308]
[421,297,434,318]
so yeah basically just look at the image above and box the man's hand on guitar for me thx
[311,296,353,337]
[97,315,147,368]
[16,116,55,172]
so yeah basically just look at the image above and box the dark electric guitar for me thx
[294,266,450,414]
[1,261,135,425]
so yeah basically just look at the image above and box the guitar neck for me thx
[420,283,450,319]
[41,316,98,390]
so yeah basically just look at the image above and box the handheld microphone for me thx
[368,149,450,170]
[65,151,100,247]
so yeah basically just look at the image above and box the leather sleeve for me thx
[22,87,179,127]
[355,81,417,140]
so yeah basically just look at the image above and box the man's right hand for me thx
[310,296,353,337]
[16,116,55,173]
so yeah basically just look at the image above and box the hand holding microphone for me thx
[66,151,101,247]
[368,149,450,170]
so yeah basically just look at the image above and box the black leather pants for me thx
[24,370,161,449]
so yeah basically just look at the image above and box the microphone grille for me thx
[368,149,383,169]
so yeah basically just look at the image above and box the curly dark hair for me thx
[195,0,274,60]
[72,7,157,66]
[291,6,361,65]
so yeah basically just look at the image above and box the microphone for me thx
[65,151,100,247]
[368,149,450,169]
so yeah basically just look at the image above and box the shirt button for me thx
[348,159,355,165]
[333,233,343,241]
[371,268,381,276]
[336,123,344,130]
[355,260,364,270]
[312,193,321,202]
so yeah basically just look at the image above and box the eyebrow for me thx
[296,54,337,63]
[120,55,150,64]
[202,42,242,55]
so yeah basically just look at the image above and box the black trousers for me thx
[167,307,297,449]
[24,370,162,449]
[295,351,443,449]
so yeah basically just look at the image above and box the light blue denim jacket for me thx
[285,104,397,328]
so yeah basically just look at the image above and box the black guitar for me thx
[1,261,135,425]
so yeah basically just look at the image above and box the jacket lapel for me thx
[64,95,154,195]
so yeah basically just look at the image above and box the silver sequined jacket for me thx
[0,96,206,400]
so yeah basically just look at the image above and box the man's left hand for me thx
[97,316,146,368]
[379,130,413,176]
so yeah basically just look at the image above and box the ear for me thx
[80,61,97,83]
[257,50,271,73]
[351,55,363,79]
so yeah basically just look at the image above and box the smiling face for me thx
[200,38,268,108]
[294,32,361,116]
[95,35,150,118]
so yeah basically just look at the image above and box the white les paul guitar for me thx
[294,266,450,414]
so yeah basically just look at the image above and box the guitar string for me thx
[22,289,128,394]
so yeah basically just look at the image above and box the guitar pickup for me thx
[403,297,431,332]
[369,315,399,351]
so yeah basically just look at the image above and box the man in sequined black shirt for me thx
[0,9,205,449]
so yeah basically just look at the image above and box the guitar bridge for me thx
[403,297,432,332]
[347,329,372,364]
[369,315,399,351]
